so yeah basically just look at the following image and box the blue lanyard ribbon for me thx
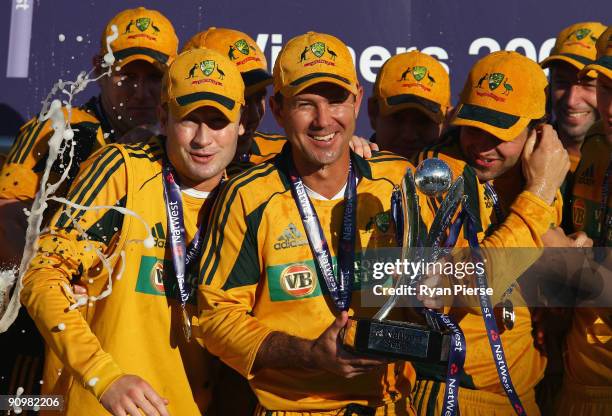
[430,185,524,414]
[288,161,357,312]
[161,158,220,340]
[463,208,526,415]
[427,310,466,416]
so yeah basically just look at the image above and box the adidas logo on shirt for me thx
[151,222,167,248]
[577,164,595,186]
[274,223,309,250]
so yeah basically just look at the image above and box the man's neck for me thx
[293,153,351,200]
[560,136,583,159]
[177,171,224,193]
[557,127,586,159]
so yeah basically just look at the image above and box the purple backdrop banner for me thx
[0,0,610,146]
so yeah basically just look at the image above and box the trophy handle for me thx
[374,169,421,321]
[425,176,465,261]
[373,174,464,321]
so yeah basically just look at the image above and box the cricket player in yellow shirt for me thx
[414,51,571,415]
[368,50,451,161]
[0,6,179,404]
[0,6,179,265]
[540,22,606,232]
[197,30,570,414]
[21,47,245,415]
[559,25,612,416]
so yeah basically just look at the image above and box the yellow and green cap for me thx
[102,7,178,70]
[374,50,450,123]
[541,22,607,78]
[273,31,358,96]
[162,48,245,122]
[452,51,548,141]
[579,26,612,80]
[182,27,272,96]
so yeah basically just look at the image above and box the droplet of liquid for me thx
[144,236,155,249]
[103,53,115,66]
[58,34,66,42]
[76,35,83,42]
[63,129,74,140]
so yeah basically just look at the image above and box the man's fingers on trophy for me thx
[569,231,593,248]
[338,350,391,367]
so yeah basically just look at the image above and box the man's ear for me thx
[238,108,247,136]
[353,82,364,118]
[158,105,169,134]
[367,97,379,131]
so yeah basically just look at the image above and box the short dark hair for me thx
[273,91,284,108]
[527,115,548,132]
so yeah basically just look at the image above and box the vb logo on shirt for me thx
[280,264,317,297]
[135,256,198,304]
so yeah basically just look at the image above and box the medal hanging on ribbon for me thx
[484,182,516,331]
[162,158,219,342]
[288,161,357,312]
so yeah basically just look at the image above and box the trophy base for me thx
[342,317,450,363]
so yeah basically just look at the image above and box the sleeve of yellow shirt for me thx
[453,190,561,307]
[197,177,273,380]
[21,145,128,400]
[0,117,53,200]
[0,109,104,201]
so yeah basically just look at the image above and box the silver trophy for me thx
[342,158,464,363]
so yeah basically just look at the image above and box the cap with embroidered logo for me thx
[273,31,358,97]
[101,7,178,70]
[374,50,450,123]
[182,27,272,96]
[541,22,607,78]
[162,48,245,122]
[452,51,548,141]
[579,26,612,80]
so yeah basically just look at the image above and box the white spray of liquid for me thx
[0,25,153,332]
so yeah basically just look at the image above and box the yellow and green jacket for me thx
[0,96,112,201]
[566,120,612,387]
[414,130,561,408]
[22,136,212,415]
[227,131,287,177]
[198,145,427,412]
[250,131,287,164]
[571,121,612,246]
